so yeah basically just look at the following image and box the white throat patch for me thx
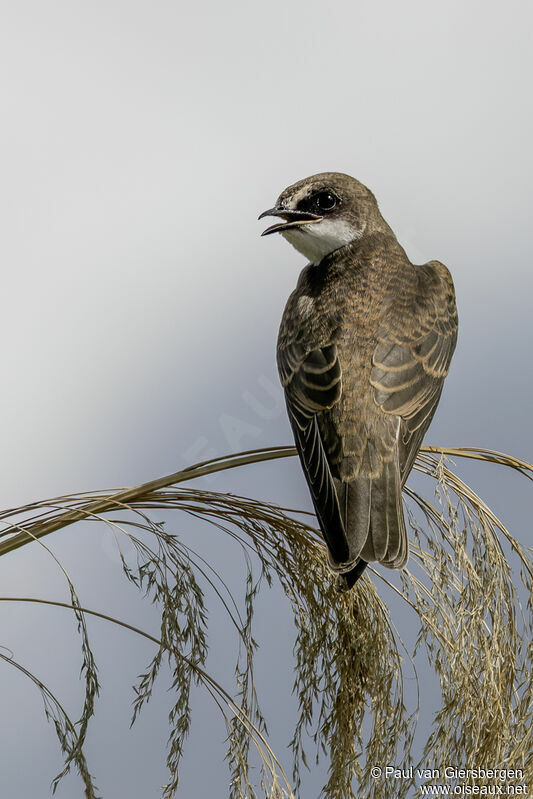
[281,218,360,264]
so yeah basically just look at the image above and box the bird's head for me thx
[259,172,389,265]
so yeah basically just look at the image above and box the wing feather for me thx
[370,261,458,483]
[279,342,353,566]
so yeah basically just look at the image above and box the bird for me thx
[259,172,458,588]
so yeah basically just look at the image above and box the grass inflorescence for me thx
[0,445,530,798]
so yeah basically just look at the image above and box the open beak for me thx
[258,207,323,236]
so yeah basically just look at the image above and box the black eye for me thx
[297,190,340,215]
[315,191,338,212]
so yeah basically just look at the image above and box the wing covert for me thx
[278,342,342,421]
[370,261,458,482]
[278,341,352,565]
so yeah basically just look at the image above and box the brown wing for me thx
[277,341,354,565]
[370,260,458,483]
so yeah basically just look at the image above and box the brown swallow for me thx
[260,172,458,587]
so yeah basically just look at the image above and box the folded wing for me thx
[278,342,351,566]
[370,260,458,484]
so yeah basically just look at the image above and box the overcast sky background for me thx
[0,1,531,797]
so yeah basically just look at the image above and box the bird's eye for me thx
[314,191,338,212]
[297,191,340,215]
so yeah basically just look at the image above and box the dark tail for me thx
[335,455,408,586]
